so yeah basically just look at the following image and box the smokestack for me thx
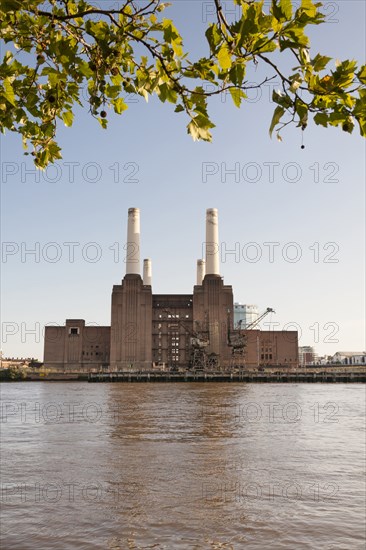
[205,208,220,275]
[196,259,206,285]
[126,207,140,275]
[143,258,152,286]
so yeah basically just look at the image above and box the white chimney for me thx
[196,259,206,285]
[126,207,140,275]
[143,258,152,286]
[205,208,220,275]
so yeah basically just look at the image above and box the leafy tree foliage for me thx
[0,0,365,167]
[0,366,28,380]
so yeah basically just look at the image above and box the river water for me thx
[1,382,365,549]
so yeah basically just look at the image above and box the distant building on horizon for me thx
[332,352,366,365]
[298,346,317,366]
[0,357,32,369]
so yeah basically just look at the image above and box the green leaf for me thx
[314,112,328,128]
[113,97,128,114]
[38,148,50,169]
[62,110,74,127]
[280,0,293,19]
[357,118,366,137]
[311,54,332,72]
[78,62,94,78]
[217,44,232,70]
[272,89,292,108]
[328,111,346,125]
[187,120,200,140]
[341,117,354,134]
[105,84,121,99]
[357,65,366,84]
[269,105,285,136]
[2,78,16,106]
[98,117,108,129]
[296,102,308,125]
[172,41,183,57]
[0,0,22,12]
[205,24,222,53]
[299,0,319,18]
[289,79,302,93]
[236,3,260,39]
[229,63,245,86]
[139,88,149,102]
[187,120,213,142]
[272,0,292,22]
[229,87,246,108]
[162,19,181,45]
[48,140,62,161]
[156,82,177,103]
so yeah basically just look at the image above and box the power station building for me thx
[44,208,299,371]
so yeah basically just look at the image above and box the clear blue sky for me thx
[1,0,365,359]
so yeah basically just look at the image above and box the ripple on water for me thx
[1,382,365,549]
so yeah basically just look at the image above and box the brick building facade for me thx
[44,209,298,371]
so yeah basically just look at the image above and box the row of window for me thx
[157,343,181,348]
[155,353,181,362]
[157,314,190,319]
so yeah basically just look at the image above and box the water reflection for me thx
[0,382,365,549]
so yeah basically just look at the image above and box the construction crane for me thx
[239,307,275,330]
[161,308,209,371]
[162,308,208,347]
[228,308,276,367]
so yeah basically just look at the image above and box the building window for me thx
[69,327,79,335]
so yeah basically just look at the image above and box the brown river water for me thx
[0,382,365,549]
